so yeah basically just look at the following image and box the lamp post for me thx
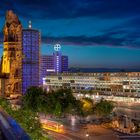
[86,133,89,140]
[85,125,90,140]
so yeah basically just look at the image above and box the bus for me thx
[41,120,64,133]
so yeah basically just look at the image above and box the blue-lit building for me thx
[40,55,54,85]
[22,22,40,94]
[53,51,62,74]
[62,55,68,72]
[40,44,68,85]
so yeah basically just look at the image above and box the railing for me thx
[0,113,17,140]
[0,110,31,140]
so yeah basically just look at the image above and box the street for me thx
[45,124,119,140]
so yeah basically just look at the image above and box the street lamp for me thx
[86,133,89,140]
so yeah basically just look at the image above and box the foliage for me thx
[23,87,83,116]
[46,88,83,116]
[53,102,62,117]
[0,98,11,112]
[0,89,115,140]
[23,86,47,112]
[87,89,98,95]
[23,87,114,118]
[0,98,49,140]
[94,99,114,117]
[80,98,94,116]
[11,109,43,140]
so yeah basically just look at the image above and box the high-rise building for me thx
[40,55,54,85]
[53,50,62,74]
[22,21,40,94]
[40,44,68,85]
[62,55,68,72]
[2,10,23,96]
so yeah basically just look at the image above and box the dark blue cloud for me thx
[1,0,140,19]
[42,34,139,49]
[0,0,140,49]
[0,0,140,68]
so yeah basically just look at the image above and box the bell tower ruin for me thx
[2,10,22,96]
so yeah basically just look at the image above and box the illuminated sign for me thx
[54,44,61,51]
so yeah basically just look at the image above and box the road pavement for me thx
[115,130,140,140]
[45,124,119,140]
[116,102,140,116]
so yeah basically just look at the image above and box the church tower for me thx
[2,10,22,96]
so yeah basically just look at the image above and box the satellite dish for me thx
[54,44,61,51]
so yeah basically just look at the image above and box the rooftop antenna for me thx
[28,20,32,29]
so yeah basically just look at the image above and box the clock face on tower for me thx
[54,44,61,51]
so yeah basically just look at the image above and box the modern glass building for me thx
[62,56,68,72]
[40,55,54,85]
[22,23,40,94]
[40,45,68,85]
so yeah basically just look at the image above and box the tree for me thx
[46,88,83,116]
[23,86,47,112]
[0,98,50,140]
[11,109,43,140]
[53,102,62,117]
[81,98,94,116]
[94,99,114,117]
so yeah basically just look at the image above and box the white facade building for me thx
[43,72,140,97]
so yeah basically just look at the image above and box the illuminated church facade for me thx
[0,10,40,97]
[2,10,23,96]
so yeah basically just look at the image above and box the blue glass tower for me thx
[22,21,40,94]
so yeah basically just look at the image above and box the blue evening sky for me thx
[0,0,140,68]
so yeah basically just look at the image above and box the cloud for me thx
[1,0,140,19]
[0,0,140,49]
[0,26,140,49]
[42,34,140,49]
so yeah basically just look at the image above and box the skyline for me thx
[0,0,140,68]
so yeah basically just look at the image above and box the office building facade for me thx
[40,55,54,85]
[43,72,140,97]
[62,56,68,72]
[22,23,40,94]
[40,44,68,85]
